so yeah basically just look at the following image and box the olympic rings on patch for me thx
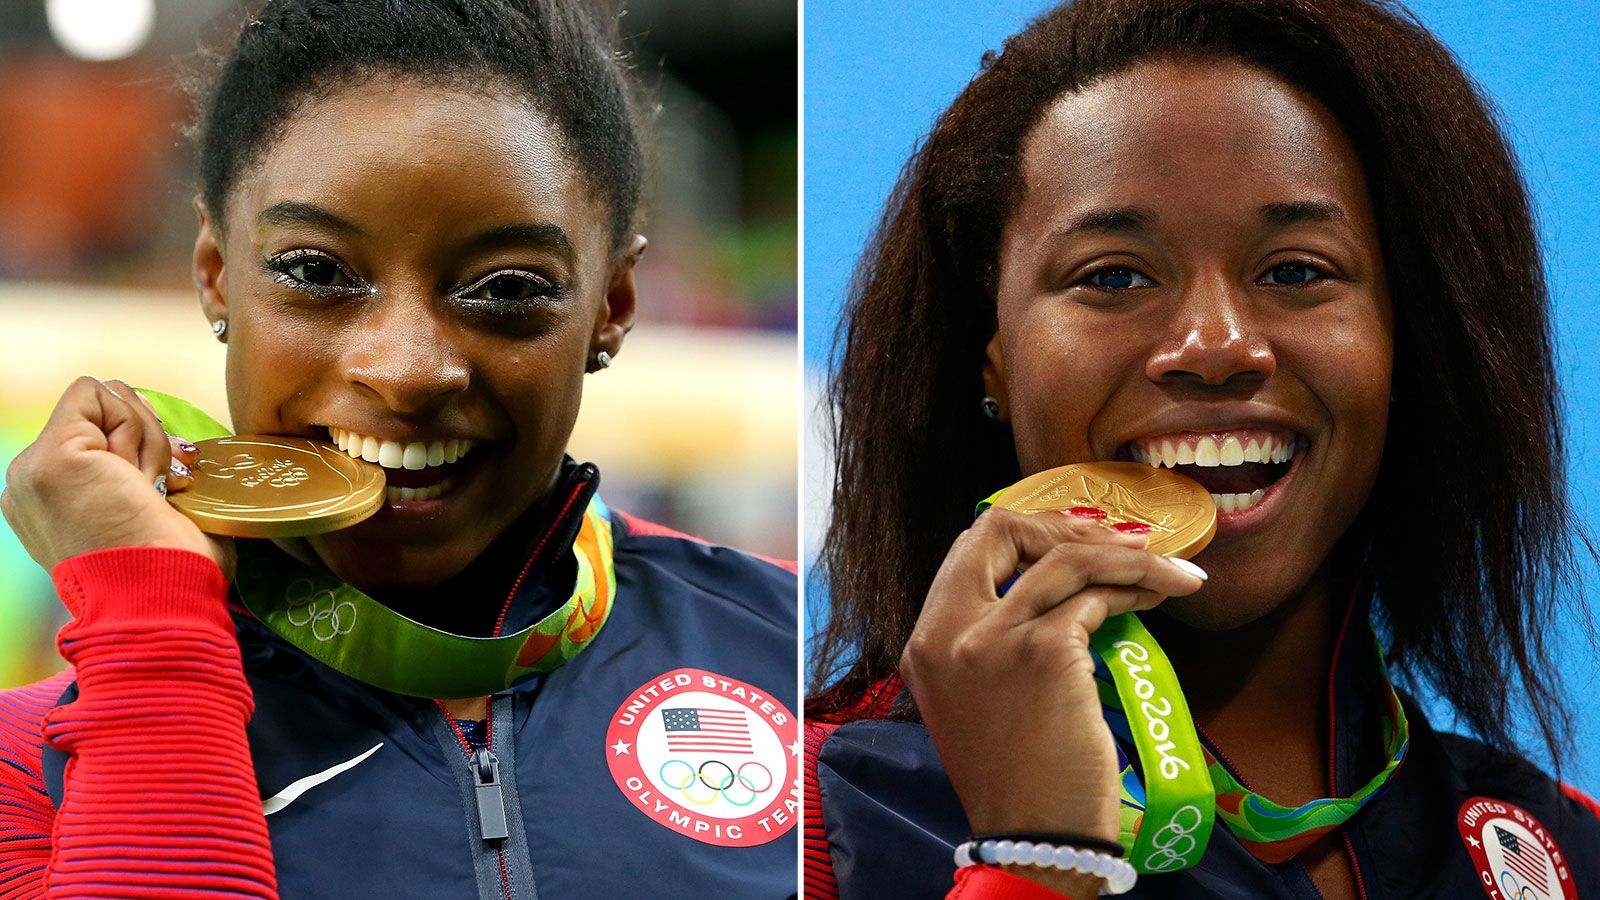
[1500,870,1535,900]
[655,758,774,807]
[697,760,735,791]
[737,761,773,793]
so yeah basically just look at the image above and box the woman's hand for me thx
[1,376,233,579]
[899,509,1204,891]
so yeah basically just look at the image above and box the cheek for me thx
[1001,310,1135,471]
[224,305,342,431]
[1283,305,1392,469]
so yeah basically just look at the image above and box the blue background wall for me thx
[803,1,1600,782]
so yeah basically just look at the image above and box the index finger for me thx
[917,509,1147,632]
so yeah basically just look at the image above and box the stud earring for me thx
[211,319,228,340]
[981,396,1001,419]
[595,350,613,370]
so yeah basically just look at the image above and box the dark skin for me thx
[4,75,643,721]
[903,59,1392,899]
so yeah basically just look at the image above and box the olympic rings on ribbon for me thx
[655,758,774,807]
[1140,804,1205,873]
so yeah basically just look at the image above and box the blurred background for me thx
[0,0,798,688]
[805,0,1600,782]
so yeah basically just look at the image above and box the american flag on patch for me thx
[661,707,753,755]
[1496,825,1549,896]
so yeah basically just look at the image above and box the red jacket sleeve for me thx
[949,866,1077,900]
[0,547,278,899]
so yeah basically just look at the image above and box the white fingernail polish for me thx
[1168,557,1208,580]
[154,475,168,498]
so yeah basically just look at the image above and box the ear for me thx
[981,330,1010,422]
[192,196,228,336]
[590,234,646,371]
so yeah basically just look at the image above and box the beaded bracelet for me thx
[953,838,1138,896]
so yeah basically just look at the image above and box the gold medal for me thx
[168,436,387,538]
[990,461,1216,559]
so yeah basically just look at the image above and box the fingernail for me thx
[177,440,197,454]
[170,460,191,478]
[1167,557,1208,581]
[154,475,168,497]
[1062,506,1107,520]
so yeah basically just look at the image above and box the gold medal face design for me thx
[168,436,387,538]
[991,461,1217,559]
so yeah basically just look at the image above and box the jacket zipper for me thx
[426,469,586,899]
[437,698,512,900]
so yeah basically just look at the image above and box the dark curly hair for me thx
[188,0,644,252]
[809,0,1589,764]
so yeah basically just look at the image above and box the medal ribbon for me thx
[1097,628,1410,865]
[975,489,1409,871]
[139,388,618,699]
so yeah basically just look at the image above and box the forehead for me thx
[1013,57,1370,230]
[228,77,605,252]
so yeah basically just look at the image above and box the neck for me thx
[273,486,566,637]
[1145,567,1354,803]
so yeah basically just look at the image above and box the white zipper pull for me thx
[472,747,509,842]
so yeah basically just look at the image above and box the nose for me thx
[339,294,470,415]
[1144,274,1275,392]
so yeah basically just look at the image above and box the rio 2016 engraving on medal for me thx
[990,461,1217,559]
[168,436,386,538]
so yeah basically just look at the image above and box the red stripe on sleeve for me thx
[0,670,77,900]
[1562,782,1600,820]
[37,547,278,899]
[617,511,799,574]
[803,722,842,900]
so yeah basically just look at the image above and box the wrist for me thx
[1003,866,1106,898]
[52,546,231,629]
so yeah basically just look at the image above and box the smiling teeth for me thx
[386,476,456,504]
[328,428,476,470]
[1212,489,1266,514]
[1130,432,1298,469]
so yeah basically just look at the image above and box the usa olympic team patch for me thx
[1458,796,1577,900]
[606,668,799,847]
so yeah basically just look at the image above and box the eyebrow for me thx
[256,204,575,262]
[1059,206,1155,237]
[1045,200,1350,248]
[258,200,363,235]
[1258,200,1348,227]
[462,222,575,262]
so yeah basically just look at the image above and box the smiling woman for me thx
[804,1,1598,899]
[0,1,797,898]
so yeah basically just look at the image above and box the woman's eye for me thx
[1261,262,1329,285]
[1082,267,1154,289]
[272,253,355,289]
[462,272,558,305]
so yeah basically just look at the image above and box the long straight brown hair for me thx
[809,0,1587,762]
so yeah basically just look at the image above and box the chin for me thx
[309,533,475,594]
[1152,584,1282,632]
